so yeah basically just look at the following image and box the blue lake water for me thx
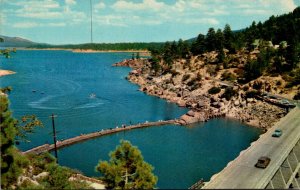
[0,50,262,188]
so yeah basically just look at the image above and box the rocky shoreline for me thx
[113,58,287,130]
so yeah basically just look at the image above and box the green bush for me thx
[28,153,56,175]
[41,164,88,189]
[221,71,236,81]
[253,80,263,90]
[182,74,191,82]
[208,87,221,94]
[294,91,300,100]
[221,87,237,100]
[242,85,249,91]
[187,78,198,86]
[246,90,260,98]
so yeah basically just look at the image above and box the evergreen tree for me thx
[162,42,174,67]
[170,41,178,58]
[177,39,190,58]
[205,28,217,52]
[96,140,157,189]
[191,34,206,55]
[215,29,224,51]
[1,96,28,189]
[223,24,234,51]
[285,41,299,70]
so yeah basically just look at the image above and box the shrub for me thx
[276,80,282,86]
[246,90,260,98]
[221,87,237,100]
[187,78,197,86]
[208,87,221,94]
[221,71,237,81]
[206,65,217,76]
[253,80,263,90]
[242,85,249,91]
[169,69,179,76]
[294,91,300,100]
[182,74,190,82]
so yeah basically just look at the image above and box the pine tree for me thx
[223,24,234,51]
[205,28,217,52]
[96,140,157,189]
[191,34,205,55]
[1,95,29,189]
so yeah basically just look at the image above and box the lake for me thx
[0,50,261,188]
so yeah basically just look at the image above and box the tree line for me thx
[149,6,300,85]
[29,42,164,51]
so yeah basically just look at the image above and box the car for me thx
[255,157,271,168]
[272,129,282,137]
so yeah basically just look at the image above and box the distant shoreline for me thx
[16,47,150,55]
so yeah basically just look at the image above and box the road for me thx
[203,107,300,189]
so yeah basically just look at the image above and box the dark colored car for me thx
[255,157,271,168]
[272,129,282,137]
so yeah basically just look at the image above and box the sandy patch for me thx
[0,70,16,77]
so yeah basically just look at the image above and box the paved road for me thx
[204,107,300,189]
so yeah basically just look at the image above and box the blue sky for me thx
[1,0,300,44]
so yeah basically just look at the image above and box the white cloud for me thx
[17,11,62,19]
[12,22,39,28]
[65,0,76,6]
[47,22,66,27]
[178,18,219,25]
[12,0,60,9]
[10,0,62,19]
[233,0,296,16]
[112,0,165,12]
[94,15,128,27]
[94,1,106,9]
[173,0,186,12]
[204,9,228,16]
[0,12,7,26]
[4,0,299,32]
[242,9,271,15]
[12,21,66,28]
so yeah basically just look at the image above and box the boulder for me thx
[219,102,224,108]
[33,172,49,180]
[212,102,220,108]
[234,100,240,106]
[191,103,198,108]
[247,98,254,103]
[210,97,217,103]
[177,100,186,107]
[241,101,247,107]
[187,110,195,117]
[180,114,201,124]
[197,101,205,108]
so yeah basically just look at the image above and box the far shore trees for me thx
[96,140,157,189]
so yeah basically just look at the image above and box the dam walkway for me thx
[23,119,178,155]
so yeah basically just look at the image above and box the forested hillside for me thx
[149,6,300,91]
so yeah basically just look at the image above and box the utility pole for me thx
[90,0,93,43]
[50,113,58,163]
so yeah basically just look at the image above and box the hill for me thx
[0,35,42,47]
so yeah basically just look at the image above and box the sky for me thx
[1,0,300,44]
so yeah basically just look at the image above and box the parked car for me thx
[255,157,271,168]
[272,129,282,137]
